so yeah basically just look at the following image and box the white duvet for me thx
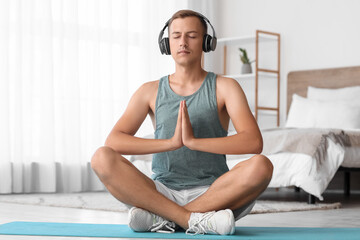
[228,137,345,201]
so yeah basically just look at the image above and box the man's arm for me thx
[105,81,183,155]
[183,77,263,155]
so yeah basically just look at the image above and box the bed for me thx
[236,65,360,204]
[275,65,360,203]
[130,66,360,204]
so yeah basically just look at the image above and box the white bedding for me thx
[229,136,346,201]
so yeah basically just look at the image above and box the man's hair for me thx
[168,9,208,35]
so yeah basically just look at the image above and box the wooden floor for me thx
[0,188,359,240]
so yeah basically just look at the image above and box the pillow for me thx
[307,85,360,101]
[285,94,360,129]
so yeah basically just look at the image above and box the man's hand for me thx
[170,100,196,150]
[181,100,195,148]
[170,101,183,150]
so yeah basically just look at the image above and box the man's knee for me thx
[91,146,118,178]
[250,154,273,182]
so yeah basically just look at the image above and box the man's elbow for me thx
[252,137,263,154]
[104,136,112,148]
[104,134,118,150]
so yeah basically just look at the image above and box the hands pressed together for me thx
[170,100,196,150]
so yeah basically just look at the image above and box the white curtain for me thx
[0,0,188,193]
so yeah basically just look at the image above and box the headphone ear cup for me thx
[164,38,170,55]
[203,34,212,52]
[160,38,165,54]
[160,37,171,55]
[211,37,217,51]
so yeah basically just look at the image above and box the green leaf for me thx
[239,48,252,63]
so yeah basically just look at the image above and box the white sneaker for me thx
[128,207,177,233]
[186,209,235,235]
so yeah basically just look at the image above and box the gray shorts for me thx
[127,180,255,221]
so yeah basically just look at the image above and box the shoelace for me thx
[149,216,176,233]
[185,211,216,235]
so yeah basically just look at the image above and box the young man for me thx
[91,10,273,235]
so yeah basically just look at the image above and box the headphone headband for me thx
[158,13,217,55]
[158,19,170,46]
[196,13,217,39]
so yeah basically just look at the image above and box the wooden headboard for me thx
[287,66,360,113]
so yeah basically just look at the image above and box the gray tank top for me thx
[152,72,229,190]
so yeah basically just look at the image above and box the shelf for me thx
[217,34,278,45]
[217,35,255,45]
[223,71,278,79]
[223,73,255,79]
[212,30,281,127]
[251,111,278,116]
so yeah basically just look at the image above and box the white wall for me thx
[207,0,360,127]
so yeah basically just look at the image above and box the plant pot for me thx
[241,63,252,74]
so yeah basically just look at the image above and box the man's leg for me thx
[91,146,191,229]
[183,154,273,213]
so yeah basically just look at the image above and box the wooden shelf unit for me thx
[218,30,281,126]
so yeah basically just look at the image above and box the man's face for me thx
[169,16,204,65]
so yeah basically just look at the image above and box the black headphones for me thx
[158,13,217,55]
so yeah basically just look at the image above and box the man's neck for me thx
[171,65,207,85]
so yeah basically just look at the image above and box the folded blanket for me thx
[262,128,360,168]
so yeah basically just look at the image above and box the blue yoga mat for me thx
[0,221,359,239]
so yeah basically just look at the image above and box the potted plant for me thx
[239,48,255,74]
